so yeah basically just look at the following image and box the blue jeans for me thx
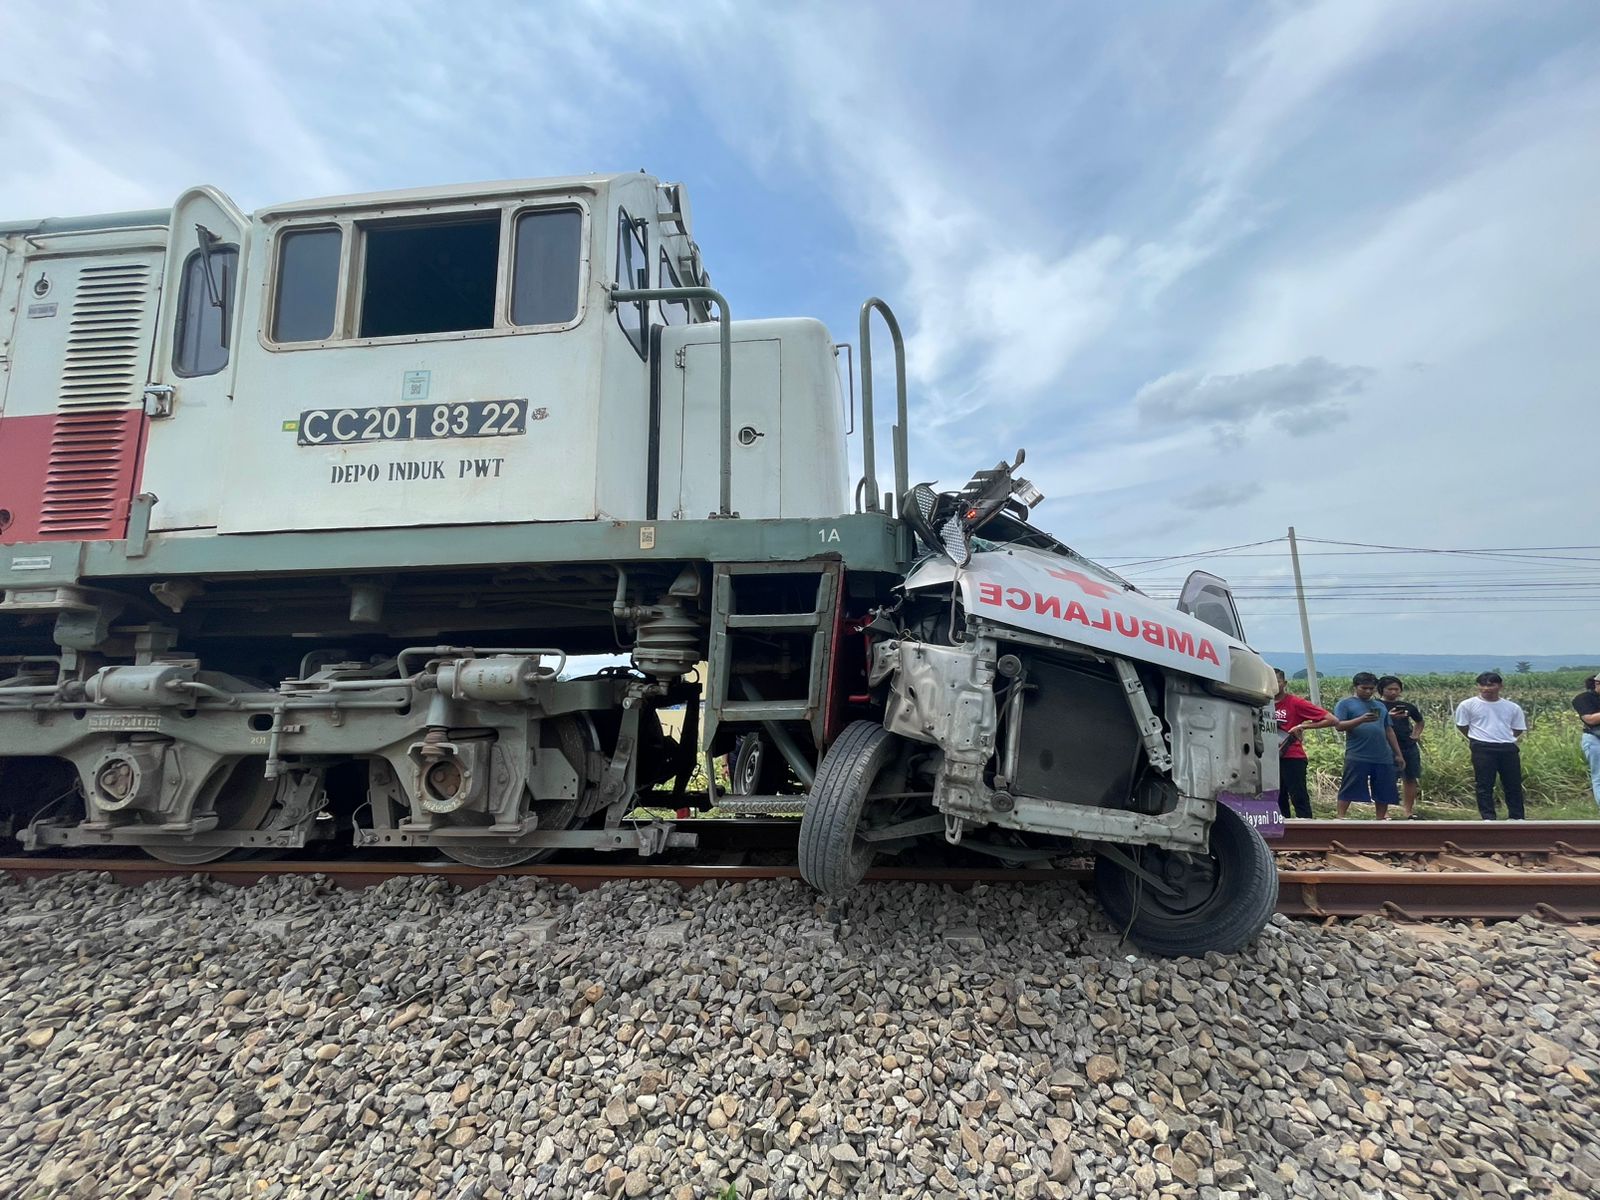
[1585,735,1600,809]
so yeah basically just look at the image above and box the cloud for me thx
[0,0,649,220]
[4,0,1596,655]
[1178,481,1258,511]
[1133,357,1375,438]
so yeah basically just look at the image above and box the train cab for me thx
[0,174,851,548]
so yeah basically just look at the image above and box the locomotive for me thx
[0,172,1278,955]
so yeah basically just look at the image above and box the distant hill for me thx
[1263,652,1597,676]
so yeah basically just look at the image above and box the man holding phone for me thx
[1333,672,1406,819]
[1378,676,1425,818]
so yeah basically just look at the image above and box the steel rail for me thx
[701,817,1600,857]
[1271,820,1600,854]
[597,817,1600,856]
[5,851,1600,923]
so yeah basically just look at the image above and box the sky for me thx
[4,0,1596,658]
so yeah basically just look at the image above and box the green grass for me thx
[1290,670,1599,818]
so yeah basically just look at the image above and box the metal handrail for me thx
[611,285,733,516]
[857,298,908,515]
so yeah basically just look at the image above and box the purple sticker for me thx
[1219,793,1284,839]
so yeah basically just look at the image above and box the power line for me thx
[1144,585,1600,596]
[1081,534,1598,631]
[1296,537,1600,565]
[1099,537,1285,569]
[1100,543,1600,566]
[1239,609,1598,616]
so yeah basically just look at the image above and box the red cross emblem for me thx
[1046,567,1119,599]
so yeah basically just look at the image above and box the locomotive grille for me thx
[57,263,152,411]
[40,262,154,537]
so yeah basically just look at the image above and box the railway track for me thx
[4,819,1600,922]
[1273,820,1600,921]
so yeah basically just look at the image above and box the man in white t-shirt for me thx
[1454,671,1528,820]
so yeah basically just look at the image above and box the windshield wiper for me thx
[194,223,230,348]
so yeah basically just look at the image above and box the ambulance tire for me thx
[798,721,898,896]
[1092,802,1278,958]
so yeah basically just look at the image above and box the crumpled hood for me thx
[903,544,1273,700]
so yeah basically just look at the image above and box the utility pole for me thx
[1287,526,1320,707]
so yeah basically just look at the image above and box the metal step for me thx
[725,612,821,630]
[718,699,812,722]
[718,795,809,815]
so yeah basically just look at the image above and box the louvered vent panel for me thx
[38,413,137,536]
[57,264,151,411]
[39,262,152,537]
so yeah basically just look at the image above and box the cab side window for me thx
[272,227,342,343]
[173,245,239,376]
[615,209,648,359]
[512,208,583,326]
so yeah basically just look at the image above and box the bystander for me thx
[1333,673,1406,820]
[1454,671,1527,820]
[1572,673,1600,810]
[1272,669,1336,818]
[1378,676,1425,818]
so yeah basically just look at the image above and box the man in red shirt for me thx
[1273,668,1337,818]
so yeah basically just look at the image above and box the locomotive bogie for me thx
[2,648,702,863]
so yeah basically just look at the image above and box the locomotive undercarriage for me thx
[0,651,701,864]
[0,563,717,864]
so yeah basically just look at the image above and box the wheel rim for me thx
[799,721,918,894]
[1138,847,1223,918]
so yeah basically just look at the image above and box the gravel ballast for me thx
[2,872,1597,1199]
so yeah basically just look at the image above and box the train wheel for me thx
[798,720,902,895]
[143,762,284,865]
[1091,802,1278,958]
[439,718,587,868]
[436,789,580,868]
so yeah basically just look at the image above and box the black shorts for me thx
[1399,742,1422,782]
